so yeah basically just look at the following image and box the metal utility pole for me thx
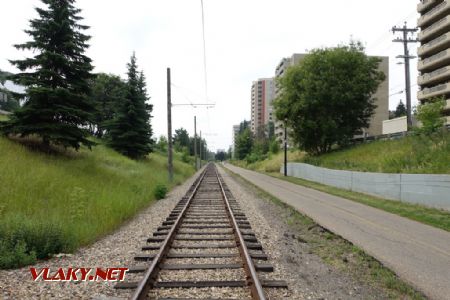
[199,130,202,168]
[393,22,418,129]
[284,121,287,177]
[194,116,198,170]
[167,68,173,182]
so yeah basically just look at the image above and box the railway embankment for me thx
[0,136,194,270]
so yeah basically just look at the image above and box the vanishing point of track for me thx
[115,163,287,299]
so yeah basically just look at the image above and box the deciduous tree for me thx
[275,41,385,155]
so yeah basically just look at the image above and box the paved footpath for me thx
[223,164,450,300]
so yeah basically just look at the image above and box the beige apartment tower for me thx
[251,78,275,136]
[417,0,450,122]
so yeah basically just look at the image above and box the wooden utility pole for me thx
[194,116,198,170]
[167,68,173,182]
[393,22,418,129]
[199,130,202,168]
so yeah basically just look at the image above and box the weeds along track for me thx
[115,163,287,299]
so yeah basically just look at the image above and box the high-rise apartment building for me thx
[250,78,275,136]
[274,54,306,145]
[417,0,450,122]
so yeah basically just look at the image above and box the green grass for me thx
[0,136,195,268]
[224,167,425,300]
[241,132,450,174]
[233,150,305,173]
[266,172,450,232]
[303,132,450,174]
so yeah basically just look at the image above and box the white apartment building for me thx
[417,0,450,123]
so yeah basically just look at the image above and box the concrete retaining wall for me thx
[282,163,450,210]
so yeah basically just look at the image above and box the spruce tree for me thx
[1,0,95,150]
[107,54,153,159]
[394,100,407,118]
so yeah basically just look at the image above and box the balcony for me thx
[419,15,450,42]
[418,49,450,71]
[418,1,450,28]
[417,81,450,100]
[418,66,450,86]
[418,32,450,56]
[418,0,441,13]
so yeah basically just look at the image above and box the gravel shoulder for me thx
[0,168,204,300]
[217,165,391,300]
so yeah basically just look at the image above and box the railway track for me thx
[116,163,287,299]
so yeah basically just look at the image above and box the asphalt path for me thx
[223,163,450,300]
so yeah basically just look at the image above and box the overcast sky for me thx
[1,0,419,151]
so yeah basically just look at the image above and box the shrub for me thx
[181,149,191,164]
[0,240,36,269]
[0,220,68,268]
[154,184,168,200]
[415,97,446,135]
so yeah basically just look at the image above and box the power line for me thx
[366,9,417,51]
[200,0,212,142]
[200,0,208,99]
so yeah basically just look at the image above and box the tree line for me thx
[233,120,280,163]
[0,0,155,159]
[154,127,210,163]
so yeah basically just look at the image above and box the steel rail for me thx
[131,168,208,300]
[215,167,267,300]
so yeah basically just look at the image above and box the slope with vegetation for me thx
[0,136,194,269]
[241,132,450,174]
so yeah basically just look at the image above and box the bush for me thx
[0,240,36,269]
[154,184,168,200]
[0,220,69,268]
[181,148,191,164]
[415,97,446,135]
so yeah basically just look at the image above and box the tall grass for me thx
[303,132,450,174]
[236,150,305,173]
[0,137,194,268]
[238,132,450,174]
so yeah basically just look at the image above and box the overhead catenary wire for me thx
[200,0,212,145]
[200,0,208,99]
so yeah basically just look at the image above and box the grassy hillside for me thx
[241,132,450,174]
[0,136,194,268]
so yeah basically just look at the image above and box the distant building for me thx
[231,124,240,158]
[250,78,275,136]
[274,54,306,145]
[417,0,450,123]
[363,56,389,138]
[273,53,389,146]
